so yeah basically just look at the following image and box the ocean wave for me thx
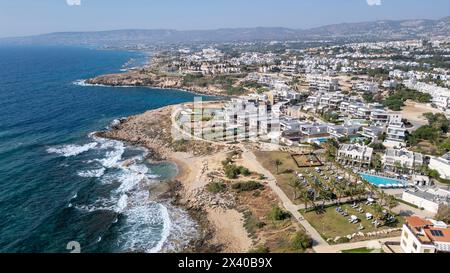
[67,134,196,253]
[115,202,172,253]
[149,204,172,253]
[116,194,128,213]
[77,168,106,178]
[72,79,135,88]
[96,141,125,168]
[47,142,98,157]
[73,79,108,87]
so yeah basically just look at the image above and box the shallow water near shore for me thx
[0,45,214,253]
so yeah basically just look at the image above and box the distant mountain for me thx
[1,16,449,46]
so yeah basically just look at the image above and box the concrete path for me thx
[242,151,329,250]
[314,236,401,253]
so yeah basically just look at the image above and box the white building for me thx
[382,148,424,173]
[402,188,450,214]
[361,126,385,141]
[370,109,390,125]
[354,82,379,93]
[337,144,373,167]
[384,114,407,148]
[429,154,450,180]
[306,74,340,92]
[401,216,450,253]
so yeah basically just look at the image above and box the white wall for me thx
[429,157,450,180]
[402,191,440,214]
[401,225,436,253]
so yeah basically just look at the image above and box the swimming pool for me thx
[309,137,329,144]
[360,173,408,188]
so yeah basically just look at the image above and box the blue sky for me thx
[0,0,449,38]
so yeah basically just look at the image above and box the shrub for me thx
[239,166,251,176]
[232,181,264,192]
[243,211,266,237]
[291,231,313,250]
[248,245,270,253]
[172,139,189,152]
[223,163,252,179]
[335,237,350,244]
[268,205,291,221]
[207,182,226,194]
[224,164,241,179]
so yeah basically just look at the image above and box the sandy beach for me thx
[97,102,305,253]
[97,105,255,253]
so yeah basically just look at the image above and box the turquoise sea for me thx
[0,45,213,253]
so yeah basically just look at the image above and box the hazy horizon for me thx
[1,0,450,38]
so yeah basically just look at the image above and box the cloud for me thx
[66,0,81,6]
[366,0,382,6]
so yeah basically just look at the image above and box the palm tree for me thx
[288,177,301,200]
[394,161,402,173]
[299,188,311,211]
[274,159,283,174]
[378,190,387,206]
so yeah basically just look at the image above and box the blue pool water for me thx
[360,174,407,187]
[0,45,216,253]
[311,137,329,143]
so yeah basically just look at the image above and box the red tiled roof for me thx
[406,216,432,228]
[424,228,450,243]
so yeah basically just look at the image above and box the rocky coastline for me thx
[85,71,231,97]
[95,105,232,253]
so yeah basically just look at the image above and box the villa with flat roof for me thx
[402,188,450,214]
[384,114,407,148]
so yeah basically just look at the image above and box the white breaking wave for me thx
[73,79,135,88]
[149,203,172,253]
[96,141,125,168]
[47,142,98,157]
[65,134,196,253]
[116,194,128,213]
[77,168,106,178]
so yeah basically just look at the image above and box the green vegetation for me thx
[369,143,386,152]
[324,139,339,161]
[342,247,383,253]
[224,164,251,179]
[226,86,246,95]
[408,113,450,155]
[248,245,270,253]
[300,203,403,241]
[290,231,313,251]
[171,139,189,152]
[383,86,432,111]
[243,211,266,238]
[222,157,252,179]
[268,205,291,221]
[207,181,227,194]
[274,159,283,174]
[321,111,341,124]
[366,68,390,78]
[182,74,248,96]
[232,181,264,192]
